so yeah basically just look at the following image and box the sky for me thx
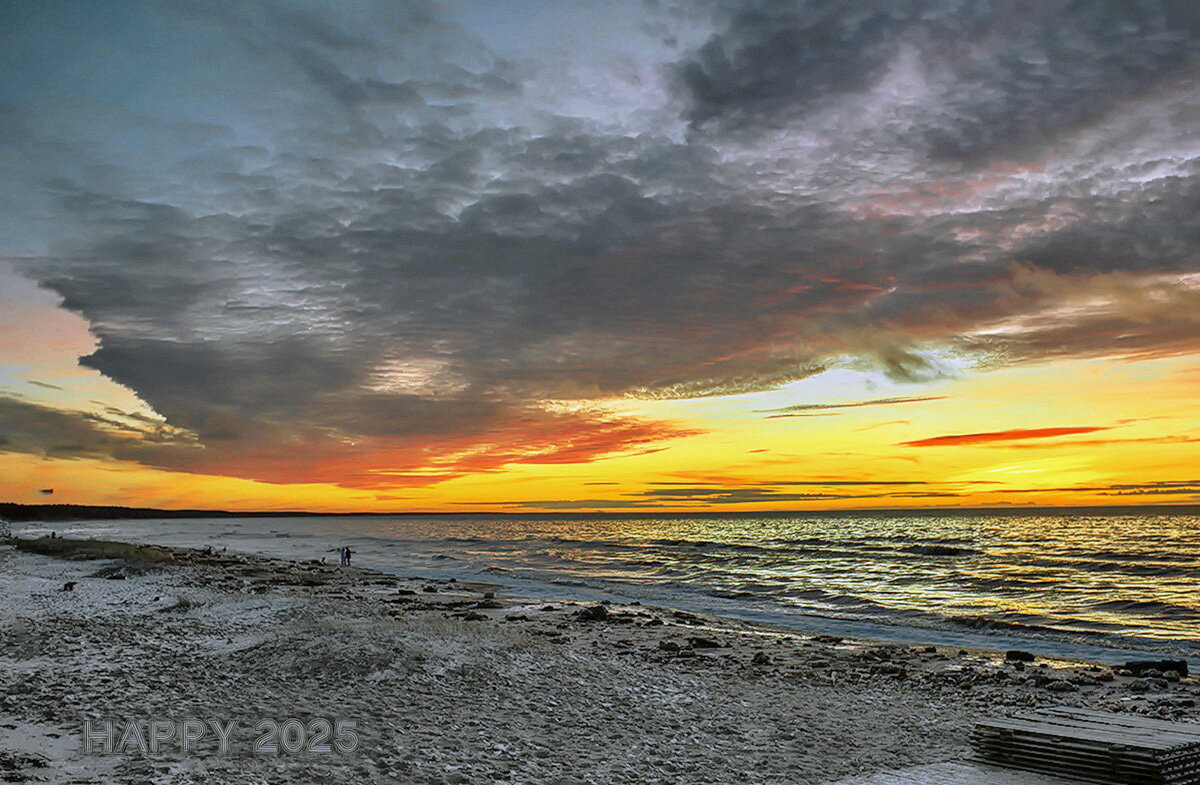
[2,0,1200,513]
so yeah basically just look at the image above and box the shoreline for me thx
[16,517,1198,666]
[10,532,1198,667]
[2,535,1198,784]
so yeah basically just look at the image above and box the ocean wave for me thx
[900,545,982,557]
[1089,599,1200,619]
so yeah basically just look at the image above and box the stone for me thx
[688,637,721,649]
[1125,659,1189,678]
[575,605,609,622]
[1045,680,1076,692]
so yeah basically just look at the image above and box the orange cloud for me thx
[901,426,1110,447]
[170,410,702,489]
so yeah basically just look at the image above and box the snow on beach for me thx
[1,536,1197,785]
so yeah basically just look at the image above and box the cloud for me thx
[3,0,1199,487]
[679,0,1198,160]
[507,477,970,508]
[761,395,947,417]
[648,479,927,487]
[901,426,1110,447]
[998,480,1200,496]
[0,396,198,462]
[1004,435,1200,450]
[0,393,698,488]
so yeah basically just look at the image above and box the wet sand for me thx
[1,536,1197,784]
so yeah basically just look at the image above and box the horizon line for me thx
[4,500,1200,521]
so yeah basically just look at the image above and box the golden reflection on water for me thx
[369,512,1200,642]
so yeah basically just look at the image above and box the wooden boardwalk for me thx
[972,708,1200,784]
[829,710,1200,785]
[827,762,1079,784]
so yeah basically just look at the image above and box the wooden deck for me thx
[972,708,1200,784]
[829,711,1200,785]
[827,762,1081,784]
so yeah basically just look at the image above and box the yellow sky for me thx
[3,270,1199,513]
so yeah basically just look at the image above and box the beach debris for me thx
[1005,650,1035,663]
[751,651,772,666]
[60,581,76,592]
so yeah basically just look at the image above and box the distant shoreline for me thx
[4,500,1200,522]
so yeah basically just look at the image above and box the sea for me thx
[13,511,1200,666]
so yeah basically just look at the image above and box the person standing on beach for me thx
[338,547,347,566]
[344,547,353,567]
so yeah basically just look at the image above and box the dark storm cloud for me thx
[681,0,1198,159]
[0,396,198,461]
[3,0,1200,485]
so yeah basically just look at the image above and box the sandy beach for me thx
[1,536,1197,785]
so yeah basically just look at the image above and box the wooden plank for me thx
[1009,711,1200,747]
[1034,710,1200,740]
[976,719,1181,751]
[971,741,1164,780]
[971,729,1170,762]
[972,709,1200,785]
[980,714,1200,751]
[826,762,1085,785]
